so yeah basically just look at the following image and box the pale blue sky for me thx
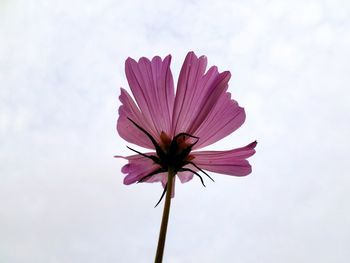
[1,0,350,262]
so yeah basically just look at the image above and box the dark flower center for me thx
[157,131,197,172]
[126,118,214,206]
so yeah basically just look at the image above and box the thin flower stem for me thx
[154,169,175,263]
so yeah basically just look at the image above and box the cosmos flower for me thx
[116,51,256,202]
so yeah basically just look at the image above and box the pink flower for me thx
[116,51,256,199]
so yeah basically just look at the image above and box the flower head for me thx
[116,51,256,200]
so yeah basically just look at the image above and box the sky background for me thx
[1,0,350,262]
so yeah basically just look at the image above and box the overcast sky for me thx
[1,0,350,262]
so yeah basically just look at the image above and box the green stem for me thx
[154,169,174,263]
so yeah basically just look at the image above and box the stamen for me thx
[127,146,160,164]
[154,183,167,208]
[180,167,206,187]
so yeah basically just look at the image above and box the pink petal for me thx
[115,154,176,197]
[171,51,234,143]
[115,153,162,185]
[192,92,246,149]
[177,170,194,183]
[192,141,257,176]
[172,52,209,134]
[125,55,174,136]
[187,71,232,134]
[117,88,157,149]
